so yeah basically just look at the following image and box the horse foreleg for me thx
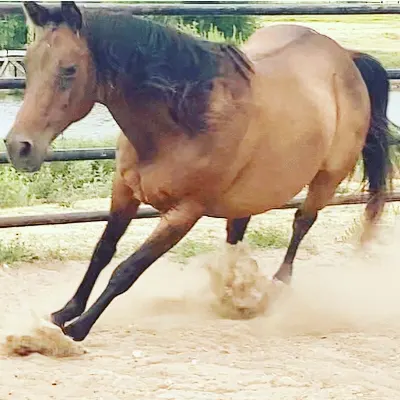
[62,201,203,341]
[226,217,251,244]
[51,176,138,328]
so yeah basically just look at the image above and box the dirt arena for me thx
[1,203,400,399]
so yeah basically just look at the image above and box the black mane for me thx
[81,10,253,135]
[41,6,253,135]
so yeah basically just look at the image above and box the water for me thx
[0,100,120,142]
[0,92,399,142]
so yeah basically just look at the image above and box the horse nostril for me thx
[19,141,33,158]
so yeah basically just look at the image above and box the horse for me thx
[4,1,394,342]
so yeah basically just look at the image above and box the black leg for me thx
[51,210,135,327]
[226,217,251,245]
[273,209,317,284]
[62,202,203,341]
[51,175,138,328]
[361,190,385,243]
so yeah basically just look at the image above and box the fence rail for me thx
[0,148,116,164]
[1,2,400,16]
[1,71,399,91]
[1,192,400,229]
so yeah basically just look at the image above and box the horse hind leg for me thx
[273,169,350,284]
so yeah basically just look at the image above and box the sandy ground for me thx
[1,203,400,399]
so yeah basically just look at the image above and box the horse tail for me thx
[352,52,396,239]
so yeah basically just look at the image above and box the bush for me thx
[147,15,261,43]
[0,160,115,208]
[0,15,27,50]
[180,16,261,41]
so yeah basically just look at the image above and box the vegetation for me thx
[260,14,400,68]
[0,138,115,208]
[0,234,37,264]
[247,227,290,249]
[0,159,114,208]
[149,15,261,42]
[0,15,26,50]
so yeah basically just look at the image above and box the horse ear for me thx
[61,1,82,32]
[23,2,50,27]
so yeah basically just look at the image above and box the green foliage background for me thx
[0,9,260,49]
[148,15,261,42]
[0,15,27,49]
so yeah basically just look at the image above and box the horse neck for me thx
[98,85,179,162]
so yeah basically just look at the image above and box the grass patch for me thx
[170,224,291,263]
[0,159,114,208]
[261,15,400,25]
[0,234,37,264]
[366,50,400,69]
[51,136,117,150]
[170,238,216,263]
[0,136,116,208]
[260,15,400,68]
[0,89,24,99]
[247,226,289,249]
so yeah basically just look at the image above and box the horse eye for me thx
[61,65,77,77]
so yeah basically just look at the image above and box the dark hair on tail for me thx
[352,52,396,235]
[354,53,391,193]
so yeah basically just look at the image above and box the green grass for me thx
[0,157,115,208]
[0,234,37,264]
[247,226,290,249]
[0,135,117,208]
[261,15,400,24]
[170,238,217,263]
[363,51,400,69]
[0,233,92,265]
[164,224,291,264]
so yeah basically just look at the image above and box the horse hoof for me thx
[50,311,66,328]
[62,321,88,342]
[50,301,84,328]
[272,275,291,286]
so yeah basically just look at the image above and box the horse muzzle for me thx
[4,133,45,173]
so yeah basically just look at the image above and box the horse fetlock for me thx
[51,298,86,327]
[273,262,293,285]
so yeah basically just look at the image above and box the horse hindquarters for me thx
[274,59,372,283]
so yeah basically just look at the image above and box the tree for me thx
[148,15,261,43]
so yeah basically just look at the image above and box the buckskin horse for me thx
[4,1,394,342]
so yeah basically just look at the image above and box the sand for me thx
[1,218,400,399]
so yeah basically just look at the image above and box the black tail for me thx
[353,52,393,231]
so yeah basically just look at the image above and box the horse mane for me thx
[78,9,254,135]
